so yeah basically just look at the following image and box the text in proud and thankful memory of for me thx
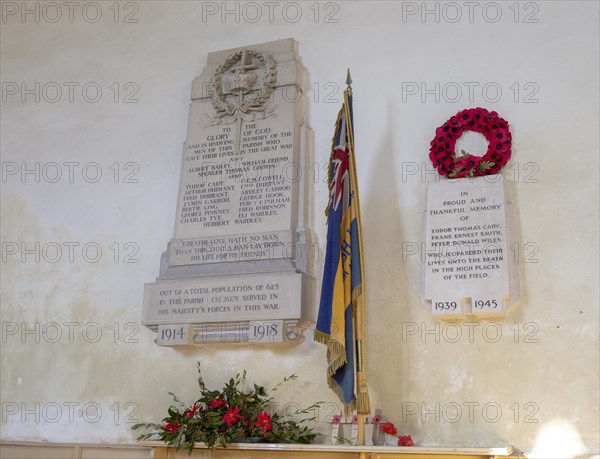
[423,177,513,316]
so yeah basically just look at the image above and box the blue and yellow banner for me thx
[315,89,369,414]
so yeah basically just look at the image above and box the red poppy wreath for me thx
[429,107,512,178]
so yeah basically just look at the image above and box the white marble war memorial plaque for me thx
[142,39,316,345]
[421,176,520,318]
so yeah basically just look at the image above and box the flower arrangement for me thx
[429,107,512,178]
[133,363,322,453]
[380,421,414,447]
[397,434,415,447]
[380,421,397,436]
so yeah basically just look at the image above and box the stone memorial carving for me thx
[421,108,520,319]
[421,176,520,318]
[142,39,315,345]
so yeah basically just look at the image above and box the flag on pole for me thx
[315,82,370,415]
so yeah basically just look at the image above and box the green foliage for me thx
[447,151,495,179]
[478,161,495,171]
[132,363,322,453]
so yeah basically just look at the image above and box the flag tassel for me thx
[356,371,371,414]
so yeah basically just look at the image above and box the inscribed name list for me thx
[422,177,513,315]
[174,98,296,240]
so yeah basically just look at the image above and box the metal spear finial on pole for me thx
[346,68,353,87]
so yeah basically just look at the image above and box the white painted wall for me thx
[1,1,598,456]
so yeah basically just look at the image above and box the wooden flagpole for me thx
[343,69,371,446]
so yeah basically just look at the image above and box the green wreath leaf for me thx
[478,161,495,171]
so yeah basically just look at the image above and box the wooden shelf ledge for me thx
[140,441,517,459]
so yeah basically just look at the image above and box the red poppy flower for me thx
[494,141,510,153]
[430,142,447,157]
[165,423,181,434]
[398,434,414,446]
[434,131,449,145]
[255,411,272,434]
[491,129,508,142]
[380,422,397,435]
[210,397,226,410]
[429,150,445,164]
[222,407,242,427]
[183,402,200,419]
[457,155,481,173]
[457,110,474,125]
[453,157,468,171]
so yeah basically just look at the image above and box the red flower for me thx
[453,155,481,176]
[398,434,414,446]
[493,141,510,153]
[380,422,397,435]
[210,397,226,410]
[222,407,242,427]
[165,423,180,434]
[457,110,474,125]
[255,411,272,434]
[491,129,508,142]
[453,157,468,171]
[183,402,200,419]
[429,150,444,164]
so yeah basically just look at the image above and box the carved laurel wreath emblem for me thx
[211,48,277,117]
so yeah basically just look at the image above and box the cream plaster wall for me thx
[1,1,598,456]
